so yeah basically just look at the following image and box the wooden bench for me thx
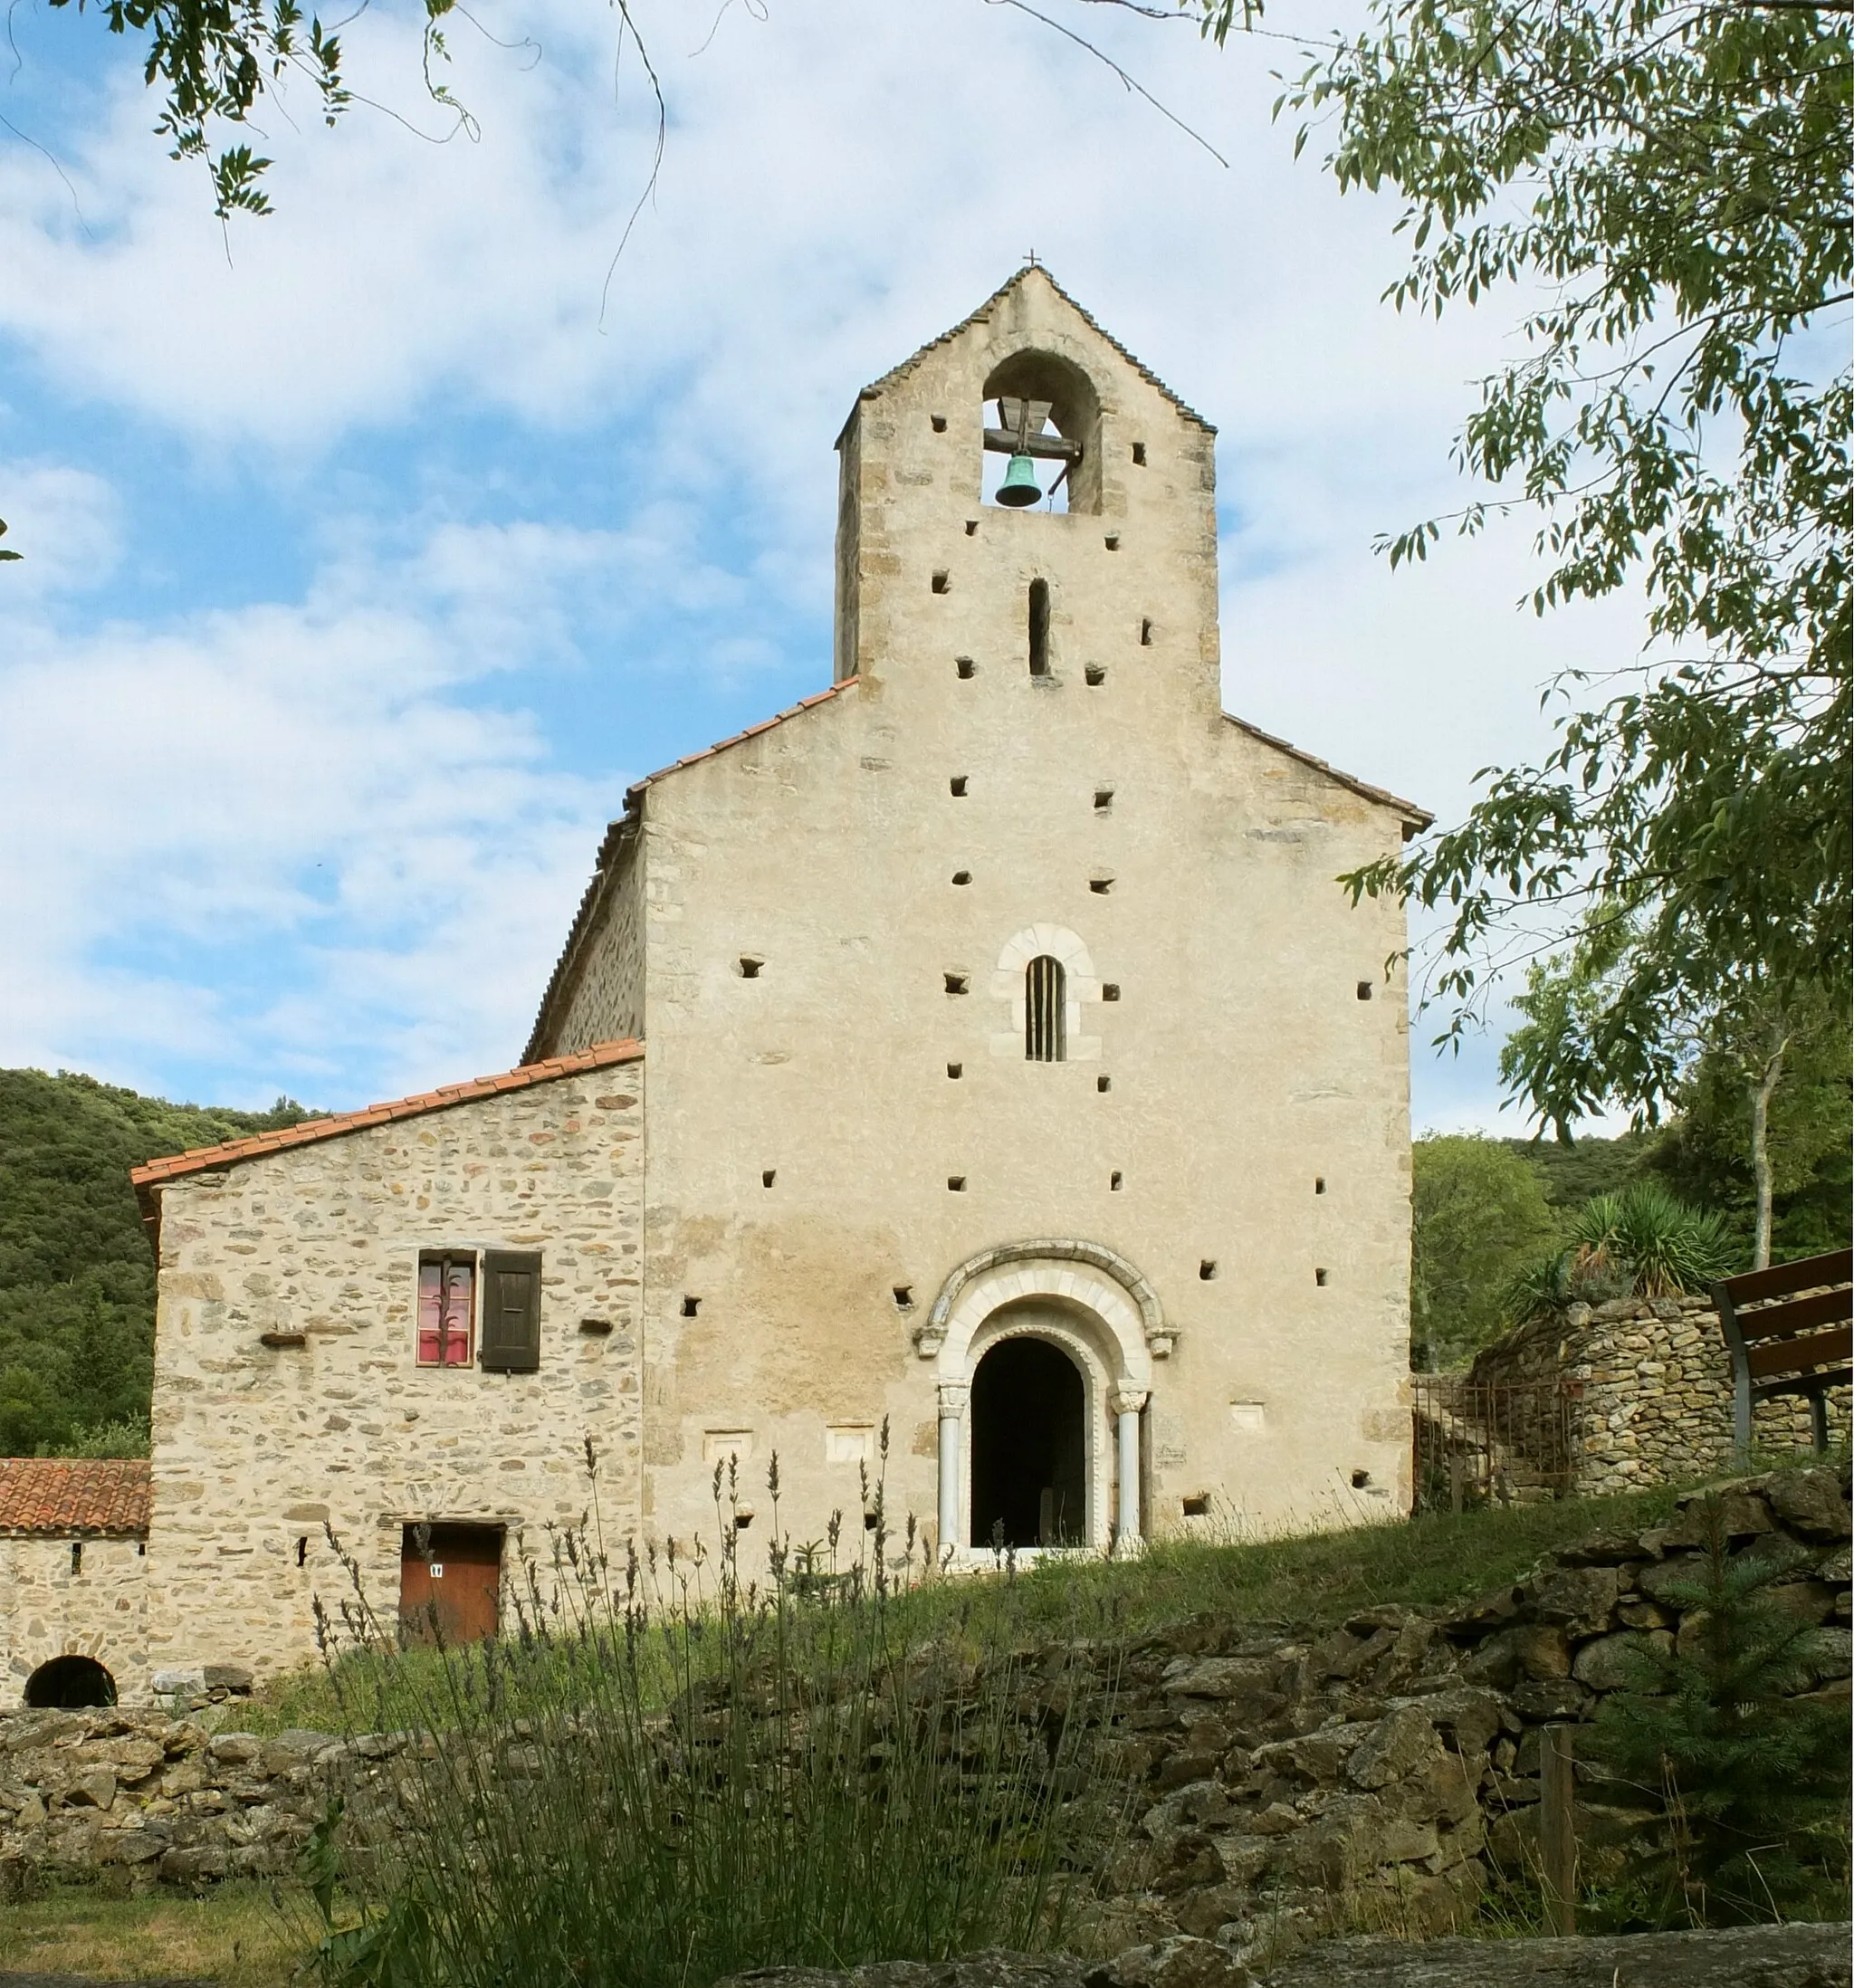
[1712,1246,1852,1458]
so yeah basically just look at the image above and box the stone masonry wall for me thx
[5,1465,1844,1940]
[553,823,646,1050]
[139,1063,645,1692]
[1,1536,149,1710]
[1472,1296,1851,1496]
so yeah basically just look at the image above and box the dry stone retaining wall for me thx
[2,1467,1847,1950]
[1470,1297,1851,1496]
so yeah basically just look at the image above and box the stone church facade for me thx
[4,270,1426,1706]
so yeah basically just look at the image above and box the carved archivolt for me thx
[913,1238,1174,1380]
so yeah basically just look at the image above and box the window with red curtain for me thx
[416,1255,475,1367]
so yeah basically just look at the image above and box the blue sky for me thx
[0,0,1651,1132]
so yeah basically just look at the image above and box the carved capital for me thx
[937,1381,970,1418]
[1146,1326,1179,1360]
[912,1322,947,1358]
[1109,1388,1149,1418]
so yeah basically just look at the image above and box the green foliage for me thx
[1411,1134,1560,1368]
[1498,1129,1649,1212]
[1587,1498,1852,1926]
[306,1453,1114,1988]
[0,1067,322,1456]
[1505,1180,1735,1320]
[1193,0,1851,1085]
[1650,998,1853,1265]
[45,0,350,218]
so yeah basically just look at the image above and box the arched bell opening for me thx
[980,348,1102,514]
[24,1653,117,1709]
[970,1333,1087,1549]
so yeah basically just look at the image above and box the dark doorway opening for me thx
[24,1653,117,1708]
[970,1335,1086,1549]
[399,1523,504,1647]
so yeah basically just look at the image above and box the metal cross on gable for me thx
[1023,250,1040,267]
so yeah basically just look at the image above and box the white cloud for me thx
[0,0,1663,1119]
[0,511,618,1104]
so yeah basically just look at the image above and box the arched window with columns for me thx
[1026,955,1066,1061]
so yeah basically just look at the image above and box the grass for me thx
[0,1878,301,1984]
[245,1478,1691,1736]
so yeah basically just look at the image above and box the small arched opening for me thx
[24,1653,117,1709]
[980,349,1102,513]
[970,1335,1086,1548]
[1026,954,1067,1061]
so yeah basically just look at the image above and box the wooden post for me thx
[1449,1450,1465,1515]
[1540,1723,1578,1936]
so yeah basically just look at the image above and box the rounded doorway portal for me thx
[970,1335,1086,1549]
[24,1654,117,1708]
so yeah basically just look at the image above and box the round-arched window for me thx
[1026,955,1067,1062]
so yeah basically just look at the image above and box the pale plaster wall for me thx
[0,1536,149,1711]
[140,1069,645,1686]
[599,272,1419,1556]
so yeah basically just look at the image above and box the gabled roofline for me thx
[524,681,857,1062]
[838,264,1216,447]
[131,1039,645,1253]
[1223,712,1432,828]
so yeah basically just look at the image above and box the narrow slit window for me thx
[1139,617,1153,646]
[1315,1267,1329,1287]
[1132,442,1147,466]
[296,1536,309,1567]
[1028,578,1051,676]
[1025,954,1067,1062]
[70,1542,82,1575]
[1110,1171,1123,1191]
[417,1255,475,1368]
[1314,1176,1327,1195]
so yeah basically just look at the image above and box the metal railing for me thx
[1411,1375,1578,1512]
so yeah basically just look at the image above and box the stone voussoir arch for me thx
[913,1238,1175,1375]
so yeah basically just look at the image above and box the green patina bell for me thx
[996,453,1043,507]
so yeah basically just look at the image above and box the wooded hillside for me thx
[0,1070,320,1457]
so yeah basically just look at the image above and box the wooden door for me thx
[399,1524,503,1645]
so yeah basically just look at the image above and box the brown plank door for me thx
[399,1524,505,1646]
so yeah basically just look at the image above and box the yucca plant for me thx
[1505,1183,1737,1323]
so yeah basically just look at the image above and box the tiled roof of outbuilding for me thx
[0,1458,151,1537]
[851,264,1216,435]
[130,1038,645,1191]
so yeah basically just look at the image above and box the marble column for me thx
[1110,1386,1149,1553]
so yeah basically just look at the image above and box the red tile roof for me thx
[0,1459,151,1537]
[131,1037,645,1192]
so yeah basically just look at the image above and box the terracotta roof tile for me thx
[130,1038,645,1192]
[0,1459,151,1537]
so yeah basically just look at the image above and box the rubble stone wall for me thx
[3,1466,1846,1954]
[1471,1296,1851,1496]
[1,1535,149,1708]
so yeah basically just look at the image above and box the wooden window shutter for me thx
[481,1251,542,1372]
